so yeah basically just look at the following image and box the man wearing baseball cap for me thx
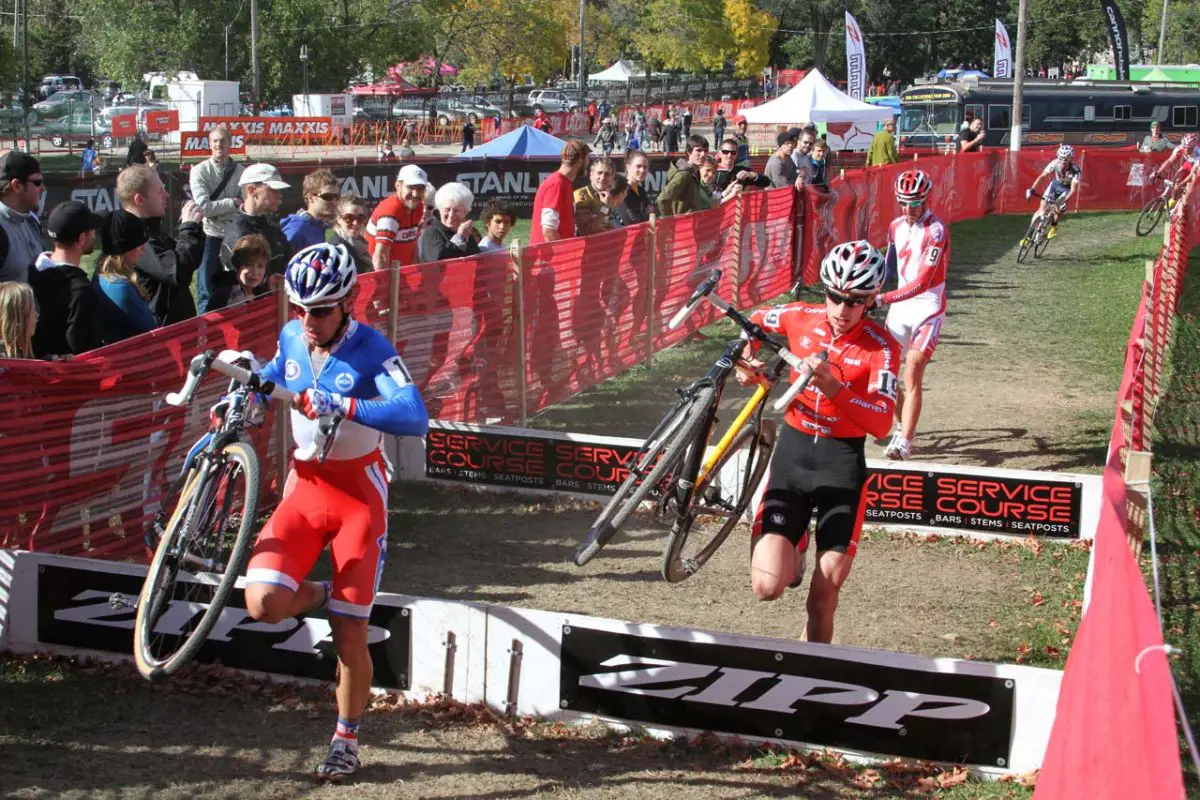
[365,163,428,270]
[0,151,45,283]
[27,200,105,357]
[733,115,752,169]
[220,163,293,277]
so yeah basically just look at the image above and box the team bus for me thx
[898,79,1200,150]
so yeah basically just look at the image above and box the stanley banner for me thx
[1100,0,1131,81]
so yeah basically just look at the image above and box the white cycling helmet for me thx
[285,243,357,308]
[1056,144,1074,161]
[819,240,887,296]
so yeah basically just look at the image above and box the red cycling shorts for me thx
[246,450,389,619]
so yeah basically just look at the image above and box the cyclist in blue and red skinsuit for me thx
[244,242,428,782]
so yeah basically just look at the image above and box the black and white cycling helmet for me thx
[1056,144,1074,161]
[818,240,887,296]
[285,243,357,308]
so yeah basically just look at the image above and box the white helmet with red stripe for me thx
[894,169,933,203]
[818,240,887,296]
[1182,133,1199,150]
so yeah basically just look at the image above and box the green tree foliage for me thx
[458,0,568,109]
[1141,0,1197,64]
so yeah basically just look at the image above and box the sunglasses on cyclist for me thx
[825,290,869,307]
[291,303,340,319]
[899,199,924,208]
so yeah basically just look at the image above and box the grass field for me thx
[1149,250,1200,788]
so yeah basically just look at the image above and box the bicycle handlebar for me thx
[771,351,827,412]
[668,269,723,331]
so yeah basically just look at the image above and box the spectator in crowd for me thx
[765,128,803,190]
[587,99,598,132]
[865,118,900,167]
[281,168,340,251]
[657,134,711,216]
[461,118,476,152]
[208,234,271,310]
[792,128,818,185]
[417,182,481,262]
[605,175,629,227]
[0,151,44,284]
[715,137,769,196]
[125,132,148,166]
[221,163,292,278]
[733,116,752,168]
[959,117,985,152]
[28,200,104,357]
[530,139,590,245]
[682,105,693,138]
[597,99,611,125]
[712,108,727,151]
[0,281,36,358]
[395,136,416,159]
[366,163,429,269]
[144,150,160,171]
[80,138,99,177]
[191,126,244,312]
[616,150,653,226]
[699,155,721,204]
[331,195,372,273]
[533,109,553,134]
[662,112,681,153]
[634,108,648,151]
[377,139,398,162]
[118,164,205,326]
[648,115,663,152]
[574,157,618,236]
[94,210,156,344]
[478,200,515,253]
[593,117,619,157]
[1141,121,1171,153]
[808,139,830,190]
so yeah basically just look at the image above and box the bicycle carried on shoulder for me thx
[130,350,342,681]
[1136,175,1175,237]
[1017,189,1067,264]
[572,270,823,582]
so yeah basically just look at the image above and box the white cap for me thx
[397,164,429,187]
[238,163,290,189]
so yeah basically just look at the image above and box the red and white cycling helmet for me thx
[819,240,887,296]
[1182,133,1199,149]
[894,169,932,203]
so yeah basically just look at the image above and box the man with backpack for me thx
[190,126,244,312]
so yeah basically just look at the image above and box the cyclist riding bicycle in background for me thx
[1149,132,1200,209]
[1025,144,1080,243]
[241,242,428,782]
[878,169,948,462]
[737,241,900,645]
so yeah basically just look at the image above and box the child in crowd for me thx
[699,155,720,204]
[144,150,159,171]
[809,138,830,191]
[93,210,156,344]
[81,139,99,177]
[209,234,271,310]
[0,281,37,358]
[478,200,516,253]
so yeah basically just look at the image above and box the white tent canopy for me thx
[741,68,892,125]
[587,60,645,83]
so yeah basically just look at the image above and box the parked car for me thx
[390,98,462,126]
[38,75,83,100]
[525,89,579,113]
[34,109,101,147]
[446,96,504,123]
[33,90,104,120]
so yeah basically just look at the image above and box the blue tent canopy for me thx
[452,124,568,159]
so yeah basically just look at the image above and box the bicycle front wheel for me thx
[573,387,716,567]
[661,421,775,583]
[1136,197,1165,237]
[133,440,260,681]
[1017,218,1037,263]
[1033,217,1052,258]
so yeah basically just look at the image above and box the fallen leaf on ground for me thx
[936,766,969,787]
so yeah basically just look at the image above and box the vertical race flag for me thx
[994,20,1012,79]
[845,11,866,101]
[1100,0,1131,81]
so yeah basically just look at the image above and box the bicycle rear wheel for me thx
[1136,197,1166,237]
[661,421,775,583]
[133,440,260,681]
[573,387,716,567]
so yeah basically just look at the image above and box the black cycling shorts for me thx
[752,424,868,555]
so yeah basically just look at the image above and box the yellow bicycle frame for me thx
[694,379,772,487]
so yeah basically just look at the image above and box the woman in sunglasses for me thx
[331,194,372,273]
[737,240,899,645]
[241,242,428,783]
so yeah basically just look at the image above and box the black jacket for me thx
[220,211,292,276]
[615,183,652,227]
[27,262,104,357]
[417,218,480,263]
[208,271,271,311]
[135,217,205,326]
[714,167,771,194]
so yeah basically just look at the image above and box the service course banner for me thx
[423,426,1086,538]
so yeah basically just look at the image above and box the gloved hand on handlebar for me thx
[1025,188,1033,200]
[294,388,347,420]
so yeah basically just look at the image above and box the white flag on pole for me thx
[845,12,867,101]
[994,19,1013,79]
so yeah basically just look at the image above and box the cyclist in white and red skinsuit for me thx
[880,169,948,461]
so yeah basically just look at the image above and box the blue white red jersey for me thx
[260,319,429,461]
[882,209,949,312]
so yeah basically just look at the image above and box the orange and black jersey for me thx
[748,302,901,440]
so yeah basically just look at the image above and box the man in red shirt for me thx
[365,164,428,269]
[530,139,590,245]
[740,241,899,644]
